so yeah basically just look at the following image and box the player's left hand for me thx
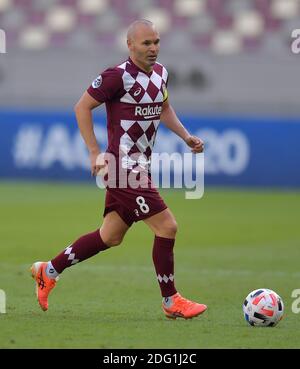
[185,135,204,153]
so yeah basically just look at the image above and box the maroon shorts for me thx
[103,186,168,227]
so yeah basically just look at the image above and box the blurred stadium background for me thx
[1,0,300,348]
[0,0,300,185]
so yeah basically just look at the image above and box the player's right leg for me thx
[30,211,130,311]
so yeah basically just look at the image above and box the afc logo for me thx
[291,29,300,54]
[0,29,6,53]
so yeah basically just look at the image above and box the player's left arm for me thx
[160,99,204,153]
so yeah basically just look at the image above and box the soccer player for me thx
[30,20,207,319]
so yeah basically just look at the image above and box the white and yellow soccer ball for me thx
[243,288,284,327]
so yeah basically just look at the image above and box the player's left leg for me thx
[144,208,207,319]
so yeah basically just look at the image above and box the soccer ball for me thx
[243,288,284,327]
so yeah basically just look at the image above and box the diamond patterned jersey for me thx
[87,57,168,171]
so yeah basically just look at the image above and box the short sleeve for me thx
[87,68,123,103]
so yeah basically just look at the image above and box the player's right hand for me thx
[90,151,107,177]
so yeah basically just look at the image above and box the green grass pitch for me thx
[0,181,299,348]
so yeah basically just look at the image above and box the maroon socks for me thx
[48,230,177,299]
[152,236,177,297]
[51,229,109,274]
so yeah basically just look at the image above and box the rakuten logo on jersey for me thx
[135,105,162,119]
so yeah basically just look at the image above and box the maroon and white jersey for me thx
[87,57,168,171]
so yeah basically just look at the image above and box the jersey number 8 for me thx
[136,196,150,214]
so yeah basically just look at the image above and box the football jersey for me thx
[87,57,168,171]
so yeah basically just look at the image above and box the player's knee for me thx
[158,219,178,238]
[167,220,178,237]
[106,236,123,247]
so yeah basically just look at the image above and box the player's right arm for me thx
[74,91,103,176]
[75,67,123,176]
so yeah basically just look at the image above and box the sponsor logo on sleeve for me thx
[92,75,103,88]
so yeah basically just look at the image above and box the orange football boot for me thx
[162,292,207,320]
[30,261,58,311]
